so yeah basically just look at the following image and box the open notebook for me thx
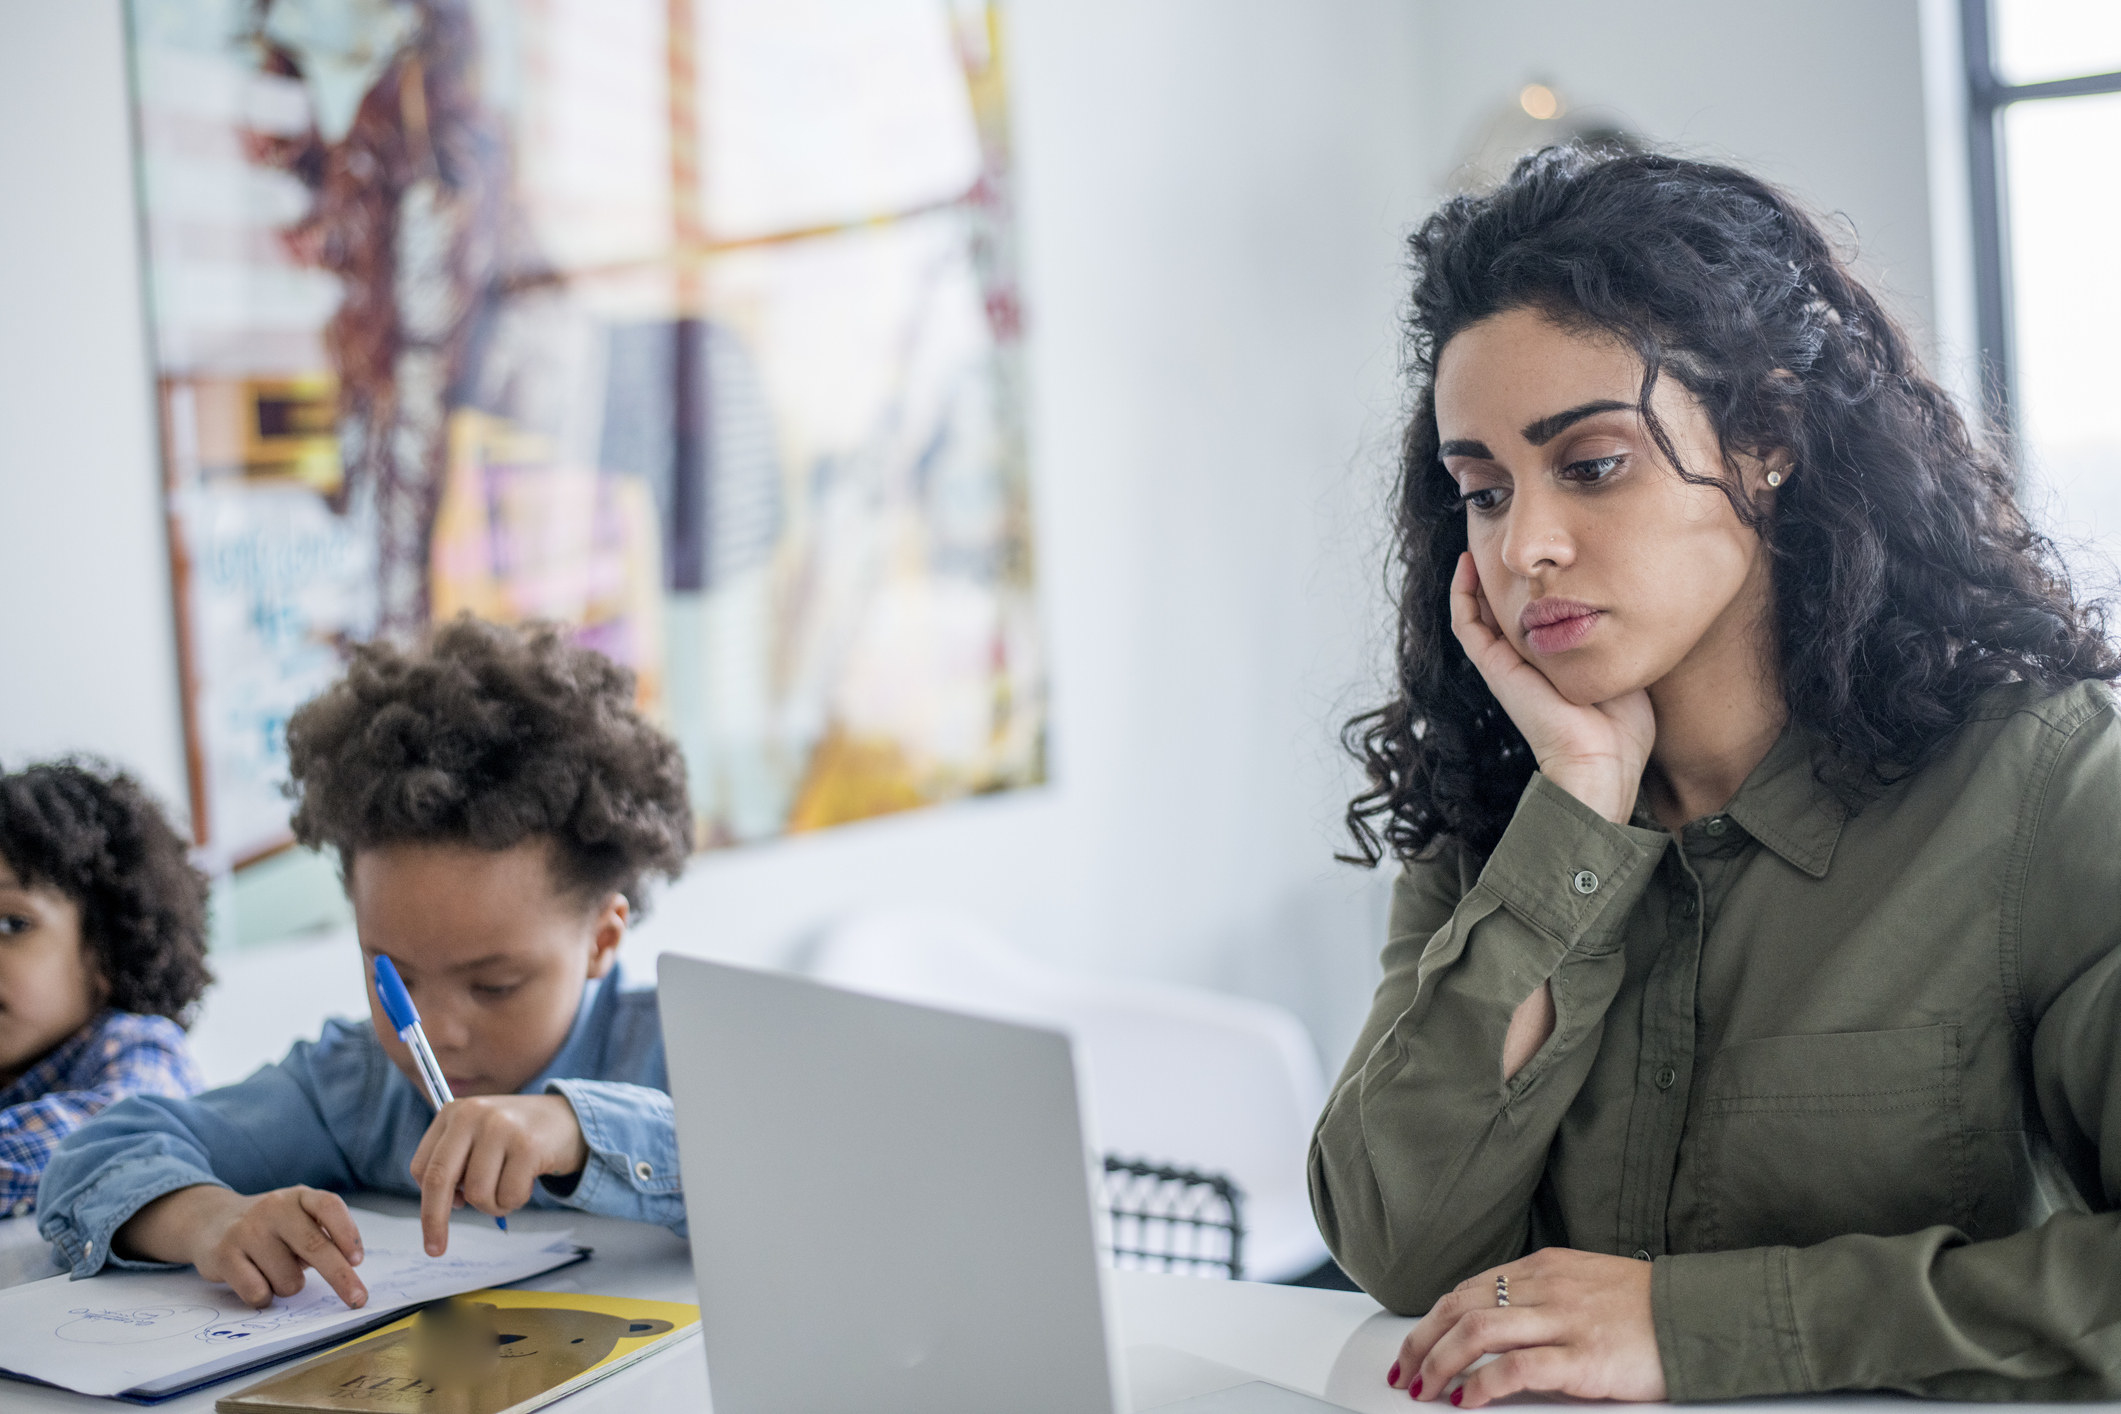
[0,1212,585,1401]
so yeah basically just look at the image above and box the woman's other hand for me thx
[1450,553,1654,824]
[1386,1247,1665,1407]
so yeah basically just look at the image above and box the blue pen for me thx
[373,954,508,1232]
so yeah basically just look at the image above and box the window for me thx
[1963,0,2121,561]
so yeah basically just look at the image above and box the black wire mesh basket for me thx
[1100,1155,1246,1281]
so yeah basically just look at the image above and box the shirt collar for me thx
[525,965,619,1094]
[0,1009,114,1108]
[1719,720,1849,879]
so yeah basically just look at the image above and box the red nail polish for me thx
[1410,1377,1422,1399]
[1451,1389,1464,1406]
[1388,1361,1401,1385]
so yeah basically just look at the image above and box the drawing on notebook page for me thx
[196,1293,351,1345]
[50,1238,536,1352]
[56,1289,360,1349]
[56,1305,218,1344]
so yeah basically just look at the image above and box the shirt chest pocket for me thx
[1671,1023,1967,1253]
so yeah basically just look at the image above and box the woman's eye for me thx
[1561,454,1625,482]
[0,914,30,937]
[1457,487,1507,514]
[473,983,520,1000]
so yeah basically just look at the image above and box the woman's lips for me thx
[1519,599,1603,655]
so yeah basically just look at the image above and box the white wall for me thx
[627,0,1430,1058]
[0,0,1421,1082]
[1415,0,1943,358]
[0,0,188,812]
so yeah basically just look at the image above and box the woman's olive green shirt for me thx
[1310,679,2121,1401]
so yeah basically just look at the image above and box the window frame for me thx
[1961,0,2121,447]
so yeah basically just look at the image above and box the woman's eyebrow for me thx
[1438,438,1492,459]
[1521,398,1632,446]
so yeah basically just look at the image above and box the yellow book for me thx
[213,1289,699,1414]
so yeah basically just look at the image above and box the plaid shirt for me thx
[0,1011,202,1217]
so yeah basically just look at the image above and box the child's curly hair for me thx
[285,616,694,913]
[0,761,212,1024]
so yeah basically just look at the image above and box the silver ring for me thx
[1495,1274,1510,1308]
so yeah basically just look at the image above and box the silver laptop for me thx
[658,954,1342,1414]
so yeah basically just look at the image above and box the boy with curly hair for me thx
[0,761,211,1216]
[39,619,694,1309]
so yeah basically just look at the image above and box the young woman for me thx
[1312,147,2121,1404]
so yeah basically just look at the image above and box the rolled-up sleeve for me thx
[1311,772,1666,1314]
[542,1078,686,1234]
[37,1052,357,1278]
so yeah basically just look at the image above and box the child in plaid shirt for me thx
[0,762,210,1215]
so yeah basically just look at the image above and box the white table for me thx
[0,1209,64,1290]
[0,1199,1412,1413]
[0,1206,2067,1412]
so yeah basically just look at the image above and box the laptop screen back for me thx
[658,953,1120,1414]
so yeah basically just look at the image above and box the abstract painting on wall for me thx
[124,0,1045,872]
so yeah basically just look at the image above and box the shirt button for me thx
[1655,1066,1677,1090]
[1571,870,1599,895]
[1633,1249,1651,1261]
[633,1160,655,1181]
[1704,817,1727,836]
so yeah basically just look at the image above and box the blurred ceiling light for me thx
[1519,83,1561,121]
[1448,82,1637,194]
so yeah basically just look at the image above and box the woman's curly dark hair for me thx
[1343,146,2121,866]
[286,616,694,912]
[0,761,212,1024]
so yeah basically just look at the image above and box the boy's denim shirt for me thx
[35,965,680,1277]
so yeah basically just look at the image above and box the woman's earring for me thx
[1766,469,1784,487]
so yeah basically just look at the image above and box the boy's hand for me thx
[118,1184,367,1310]
[407,1094,588,1255]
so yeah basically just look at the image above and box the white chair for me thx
[801,910,1330,1283]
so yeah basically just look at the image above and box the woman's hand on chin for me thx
[1450,553,1654,824]
[1386,1247,1667,1407]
